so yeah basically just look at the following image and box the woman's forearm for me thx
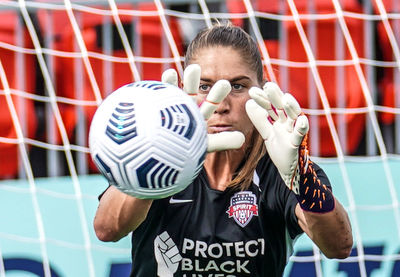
[93,186,153,242]
[296,198,353,259]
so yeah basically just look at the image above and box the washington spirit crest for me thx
[227,191,259,227]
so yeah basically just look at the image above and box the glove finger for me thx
[249,87,278,121]
[207,131,245,152]
[291,115,309,147]
[263,82,286,122]
[245,99,272,141]
[161,69,178,87]
[263,82,284,108]
[200,80,231,120]
[183,64,201,101]
[286,118,295,133]
[282,93,301,120]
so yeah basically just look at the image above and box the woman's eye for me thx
[199,84,211,94]
[232,84,244,91]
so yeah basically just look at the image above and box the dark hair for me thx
[184,22,264,85]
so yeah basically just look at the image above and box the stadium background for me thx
[0,0,399,276]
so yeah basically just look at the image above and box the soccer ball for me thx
[89,81,207,199]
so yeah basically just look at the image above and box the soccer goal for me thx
[0,0,399,276]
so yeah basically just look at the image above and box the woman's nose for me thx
[214,96,230,114]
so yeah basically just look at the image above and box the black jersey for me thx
[130,155,331,277]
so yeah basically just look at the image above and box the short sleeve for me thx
[98,184,111,201]
[283,185,303,239]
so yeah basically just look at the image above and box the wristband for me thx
[295,135,335,213]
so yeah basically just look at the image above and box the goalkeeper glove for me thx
[246,82,334,213]
[162,64,245,152]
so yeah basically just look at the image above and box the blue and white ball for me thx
[89,81,207,199]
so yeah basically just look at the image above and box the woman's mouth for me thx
[209,125,233,133]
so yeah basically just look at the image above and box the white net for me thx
[0,0,399,276]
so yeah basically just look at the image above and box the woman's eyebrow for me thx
[200,78,213,83]
[229,76,251,83]
[200,76,251,83]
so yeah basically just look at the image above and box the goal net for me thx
[0,0,399,276]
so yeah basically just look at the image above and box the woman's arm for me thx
[295,198,353,259]
[93,186,153,242]
[245,82,353,258]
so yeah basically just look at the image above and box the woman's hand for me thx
[245,82,309,193]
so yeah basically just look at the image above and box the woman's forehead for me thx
[191,47,256,79]
[192,46,241,61]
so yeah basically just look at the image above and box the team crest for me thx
[226,191,259,227]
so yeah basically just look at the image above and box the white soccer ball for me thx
[89,81,207,199]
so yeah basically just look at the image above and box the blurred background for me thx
[0,0,399,276]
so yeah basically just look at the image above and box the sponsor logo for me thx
[226,191,259,227]
[169,197,193,204]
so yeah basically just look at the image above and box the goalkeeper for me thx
[94,22,352,277]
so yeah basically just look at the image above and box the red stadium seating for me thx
[38,3,183,171]
[0,11,37,178]
[37,6,136,143]
[373,0,399,125]
[136,2,183,81]
[227,0,367,156]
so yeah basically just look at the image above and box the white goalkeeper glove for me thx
[245,82,309,194]
[162,64,245,152]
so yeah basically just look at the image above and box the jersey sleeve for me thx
[97,184,111,201]
[257,155,332,240]
[282,181,303,239]
[256,155,303,239]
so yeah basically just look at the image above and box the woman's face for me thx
[190,46,261,143]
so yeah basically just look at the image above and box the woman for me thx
[94,23,352,277]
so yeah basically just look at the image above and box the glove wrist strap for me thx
[294,135,335,213]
